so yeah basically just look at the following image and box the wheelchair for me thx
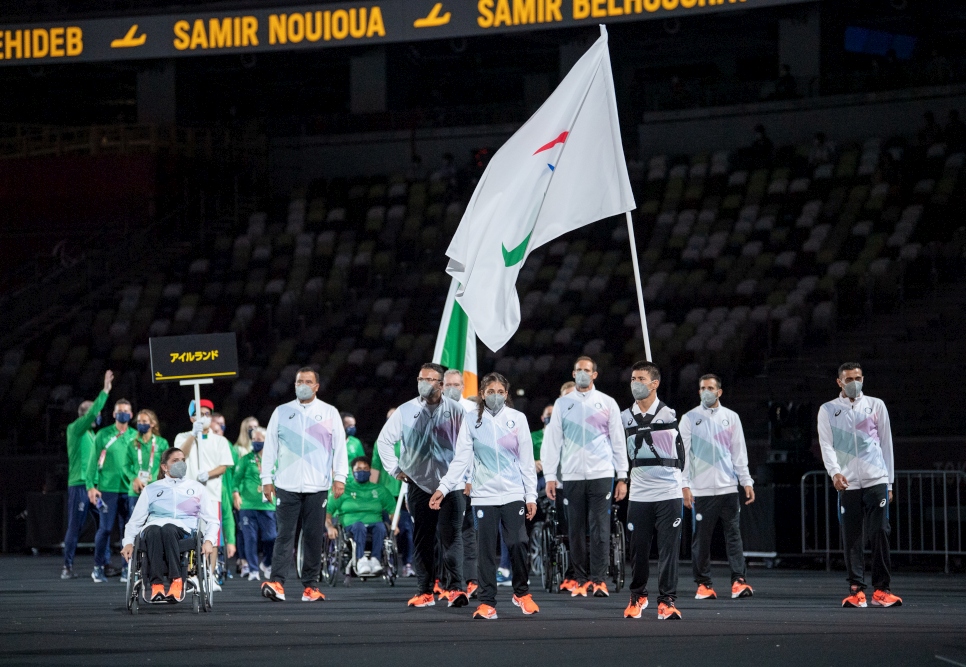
[297,522,398,587]
[125,528,214,615]
[535,495,626,593]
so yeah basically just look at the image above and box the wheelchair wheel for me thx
[197,532,213,612]
[553,542,568,594]
[609,519,626,593]
[529,521,544,581]
[320,533,338,587]
[296,529,305,579]
[382,535,399,587]
[539,525,554,593]
[126,536,139,615]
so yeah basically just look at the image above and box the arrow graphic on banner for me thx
[414,3,451,28]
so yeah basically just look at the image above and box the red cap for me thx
[188,399,215,416]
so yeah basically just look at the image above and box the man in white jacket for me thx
[818,362,901,608]
[259,368,347,603]
[679,373,755,601]
[541,356,628,598]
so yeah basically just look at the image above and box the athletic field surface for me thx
[1,556,964,667]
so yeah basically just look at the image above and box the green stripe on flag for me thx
[440,299,469,371]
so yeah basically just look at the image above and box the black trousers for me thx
[628,498,682,604]
[270,487,328,589]
[462,500,478,584]
[143,523,187,585]
[475,501,529,606]
[691,493,746,586]
[564,477,612,584]
[408,484,464,595]
[838,483,891,591]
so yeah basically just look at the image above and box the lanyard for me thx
[136,437,156,471]
[97,434,120,469]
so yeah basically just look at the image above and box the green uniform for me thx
[125,434,170,498]
[233,450,275,511]
[327,478,396,526]
[221,444,239,546]
[371,440,402,498]
[66,391,108,487]
[86,424,136,493]
[531,427,545,461]
[346,435,366,464]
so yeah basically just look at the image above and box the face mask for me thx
[574,370,592,389]
[251,441,264,453]
[417,380,436,399]
[631,382,651,401]
[843,381,863,399]
[295,384,315,401]
[168,460,187,479]
[95,414,103,427]
[345,426,357,437]
[198,416,212,430]
[700,390,718,408]
[116,412,132,424]
[442,387,462,402]
[353,470,371,484]
[542,416,551,426]
[484,393,506,411]
[136,423,151,435]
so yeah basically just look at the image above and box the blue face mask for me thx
[251,440,265,453]
[353,470,371,484]
[542,416,551,426]
[95,414,103,427]
[116,412,132,424]
[136,423,151,435]
[345,426,357,437]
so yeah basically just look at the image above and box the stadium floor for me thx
[1,556,964,667]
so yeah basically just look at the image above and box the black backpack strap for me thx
[627,401,678,466]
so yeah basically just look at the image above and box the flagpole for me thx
[625,211,653,362]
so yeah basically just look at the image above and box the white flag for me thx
[445,26,635,352]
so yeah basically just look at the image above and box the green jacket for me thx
[221,444,239,545]
[371,440,402,498]
[327,477,396,526]
[86,424,136,493]
[66,391,108,487]
[532,427,545,461]
[126,434,170,497]
[346,435,366,465]
[233,450,275,511]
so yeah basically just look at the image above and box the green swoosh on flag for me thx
[501,231,531,267]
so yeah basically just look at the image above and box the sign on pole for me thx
[149,332,239,383]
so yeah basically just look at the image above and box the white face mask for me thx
[442,387,462,402]
[574,370,592,389]
[484,393,506,411]
[168,460,187,479]
[295,384,315,401]
[843,380,862,399]
[197,416,212,430]
[700,390,718,408]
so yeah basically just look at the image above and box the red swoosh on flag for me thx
[533,131,568,155]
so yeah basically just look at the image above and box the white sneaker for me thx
[187,575,199,590]
[259,562,271,579]
[356,558,372,575]
[368,557,383,574]
[210,581,222,592]
[248,571,261,582]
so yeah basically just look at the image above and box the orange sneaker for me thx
[473,603,498,620]
[261,581,285,601]
[447,590,469,608]
[433,579,444,596]
[870,590,902,607]
[467,581,479,599]
[572,581,593,598]
[695,584,717,600]
[731,578,753,599]
[559,579,578,593]
[408,593,436,608]
[437,590,451,603]
[623,595,648,618]
[166,578,183,602]
[512,594,540,615]
[657,601,682,620]
[301,587,325,602]
[593,581,610,598]
[842,587,867,608]
[151,583,167,602]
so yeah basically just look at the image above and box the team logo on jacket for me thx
[507,420,516,428]
[595,403,602,409]
[289,413,296,419]
[722,419,730,426]
[156,491,163,497]
[443,411,451,419]
[315,415,322,421]
[834,409,842,417]
[187,488,195,495]
[673,518,682,527]
[477,510,484,518]
[865,407,873,414]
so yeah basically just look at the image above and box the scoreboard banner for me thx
[0,0,812,66]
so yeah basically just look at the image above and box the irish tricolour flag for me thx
[445,26,635,352]
[432,277,478,398]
